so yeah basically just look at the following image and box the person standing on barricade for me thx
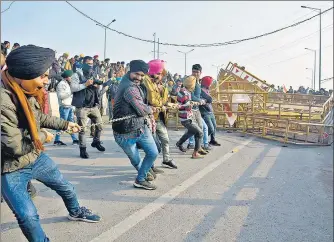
[112,60,159,190]
[176,75,206,159]
[1,45,101,242]
[143,59,178,169]
[200,76,221,146]
[71,56,105,159]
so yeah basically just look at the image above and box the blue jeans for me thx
[55,106,78,142]
[189,117,208,146]
[203,112,217,142]
[114,126,158,182]
[1,153,81,242]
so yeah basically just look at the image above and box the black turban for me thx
[192,64,202,72]
[6,44,55,80]
[129,60,149,74]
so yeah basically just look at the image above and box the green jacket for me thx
[1,85,69,174]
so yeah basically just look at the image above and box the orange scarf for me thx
[1,70,45,151]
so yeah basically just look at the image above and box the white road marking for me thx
[251,147,281,178]
[235,188,259,201]
[90,138,254,242]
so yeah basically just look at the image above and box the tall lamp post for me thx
[301,5,322,89]
[177,49,194,76]
[306,68,314,89]
[305,48,316,90]
[96,19,116,61]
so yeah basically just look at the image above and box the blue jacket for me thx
[191,80,202,110]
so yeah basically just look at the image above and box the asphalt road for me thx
[1,125,333,242]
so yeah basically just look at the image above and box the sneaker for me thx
[91,141,105,152]
[72,140,79,145]
[54,141,67,146]
[133,180,157,190]
[176,142,187,153]
[202,145,212,151]
[192,152,204,159]
[198,149,208,155]
[151,167,164,174]
[162,160,178,169]
[209,140,221,146]
[68,206,101,223]
[187,144,195,149]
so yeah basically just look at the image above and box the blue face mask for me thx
[116,77,122,82]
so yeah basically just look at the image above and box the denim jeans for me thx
[179,118,203,151]
[203,112,217,142]
[1,153,80,242]
[114,126,158,182]
[155,120,170,162]
[76,106,103,148]
[55,106,78,142]
[188,117,208,146]
[108,99,114,120]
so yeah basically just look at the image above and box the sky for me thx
[1,1,333,90]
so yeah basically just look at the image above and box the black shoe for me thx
[54,141,67,146]
[187,144,195,150]
[134,180,157,190]
[176,142,187,153]
[151,167,164,174]
[68,206,101,223]
[91,141,105,152]
[27,182,37,199]
[80,147,89,159]
[210,140,221,146]
[72,140,79,145]
[162,160,178,169]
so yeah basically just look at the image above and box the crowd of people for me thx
[0,41,223,241]
[273,85,332,96]
[1,39,332,241]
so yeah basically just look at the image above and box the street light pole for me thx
[301,5,322,89]
[96,19,116,61]
[153,33,156,59]
[306,68,314,89]
[305,48,316,90]
[212,64,224,79]
[177,49,195,76]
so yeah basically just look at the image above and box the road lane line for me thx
[90,138,254,242]
[251,147,281,178]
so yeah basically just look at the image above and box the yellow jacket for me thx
[142,75,169,122]
[64,61,72,71]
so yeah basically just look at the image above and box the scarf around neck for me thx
[1,70,45,151]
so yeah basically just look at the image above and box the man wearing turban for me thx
[112,60,159,190]
[143,59,178,169]
[200,76,221,147]
[1,45,101,241]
